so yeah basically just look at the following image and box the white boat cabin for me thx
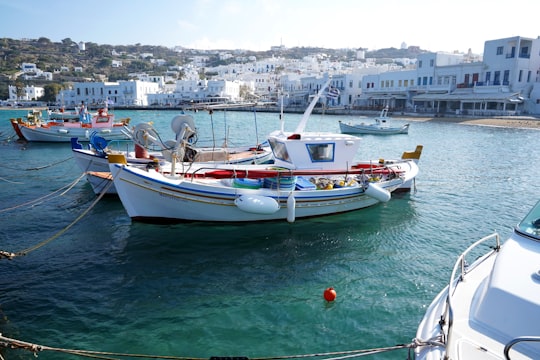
[267,130,361,170]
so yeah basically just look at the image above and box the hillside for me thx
[0,37,426,101]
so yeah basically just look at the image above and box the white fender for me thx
[287,193,296,223]
[235,195,279,215]
[364,182,391,202]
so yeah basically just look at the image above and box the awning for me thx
[360,94,407,100]
[413,92,524,102]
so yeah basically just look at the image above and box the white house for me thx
[56,80,160,107]
[8,85,44,101]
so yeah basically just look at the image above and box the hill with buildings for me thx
[0,37,425,101]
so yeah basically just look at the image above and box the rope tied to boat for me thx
[0,333,420,360]
[0,172,113,260]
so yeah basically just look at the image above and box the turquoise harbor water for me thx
[1,108,539,359]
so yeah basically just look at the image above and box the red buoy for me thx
[323,287,337,302]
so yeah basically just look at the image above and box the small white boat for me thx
[72,114,273,194]
[10,107,131,142]
[414,200,540,359]
[48,107,82,121]
[338,107,409,135]
[108,78,421,223]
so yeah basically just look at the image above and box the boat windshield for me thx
[516,200,540,239]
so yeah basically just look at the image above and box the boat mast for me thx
[294,77,331,134]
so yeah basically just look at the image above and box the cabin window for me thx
[306,143,334,162]
[268,139,291,163]
[516,200,540,239]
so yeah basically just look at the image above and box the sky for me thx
[1,0,539,54]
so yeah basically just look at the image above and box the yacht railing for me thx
[504,337,540,359]
[443,233,501,350]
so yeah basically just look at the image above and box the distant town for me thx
[2,35,539,116]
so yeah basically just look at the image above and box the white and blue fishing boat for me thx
[108,78,420,223]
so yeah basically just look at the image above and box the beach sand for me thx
[402,116,540,130]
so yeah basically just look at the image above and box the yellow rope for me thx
[0,173,111,259]
[0,173,86,213]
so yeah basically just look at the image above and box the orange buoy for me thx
[323,287,337,302]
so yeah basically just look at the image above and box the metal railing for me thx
[504,337,540,359]
[443,233,501,352]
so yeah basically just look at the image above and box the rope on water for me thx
[3,156,73,171]
[0,175,24,184]
[0,333,424,360]
[0,172,112,260]
[0,173,86,214]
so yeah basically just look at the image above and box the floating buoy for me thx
[323,287,337,302]
[287,193,296,223]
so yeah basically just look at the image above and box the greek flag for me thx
[326,86,340,99]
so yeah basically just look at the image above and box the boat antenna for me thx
[294,77,332,134]
[280,90,285,134]
[252,107,259,146]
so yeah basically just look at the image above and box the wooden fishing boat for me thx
[108,78,421,223]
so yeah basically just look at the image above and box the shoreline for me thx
[3,106,540,130]
[400,115,540,129]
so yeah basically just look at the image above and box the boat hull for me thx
[109,161,416,222]
[415,232,540,359]
[17,123,130,142]
[339,121,409,135]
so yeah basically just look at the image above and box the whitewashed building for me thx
[8,85,45,101]
[360,36,540,115]
[56,80,160,107]
[147,79,244,106]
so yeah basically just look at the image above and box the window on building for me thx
[380,81,384,88]
[496,46,503,55]
[519,70,523,82]
[528,71,531,82]
[398,80,402,87]
[494,71,501,85]
[503,70,510,85]
[404,80,408,87]
[485,71,491,84]
[418,60,422,68]
[430,59,434,67]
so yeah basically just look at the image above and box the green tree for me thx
[40,83,63,102]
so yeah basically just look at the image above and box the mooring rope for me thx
[3,156,73,171]
[0,173,86,214]
[0,172,112,260]
[0,333,420,360]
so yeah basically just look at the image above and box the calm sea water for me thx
[1,109,539,359]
